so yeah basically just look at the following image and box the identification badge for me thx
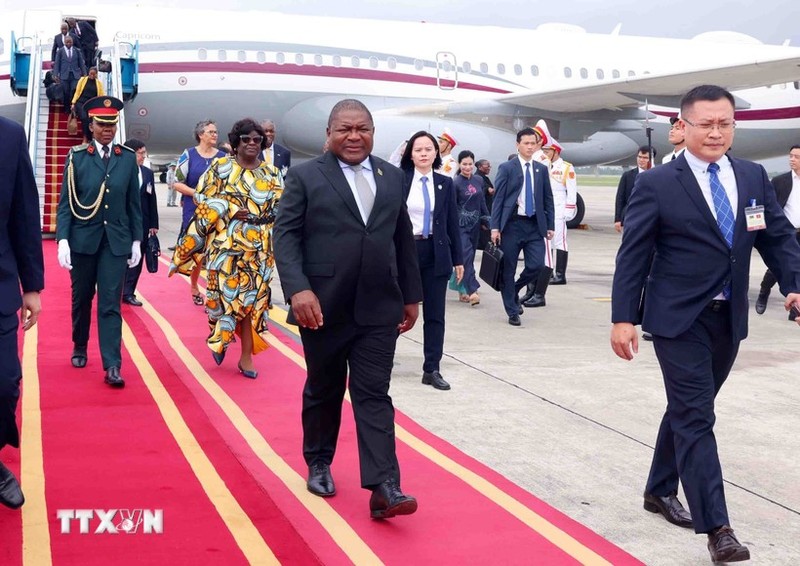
[744,204,766,231]
[146,183,153,195]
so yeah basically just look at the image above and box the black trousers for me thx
[70,237,129,369]
[123,238,147,298]
[299,322,400,489]
[648,302,739,533]
[499,215,545,316]
[0,313,22,450]
[416,239,449,372]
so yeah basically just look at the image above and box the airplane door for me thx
[436,51,458,90]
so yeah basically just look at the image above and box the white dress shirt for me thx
[515,155,536,216]
[406,169,436,236]
[338,157,376,224]
[782,171,800,228]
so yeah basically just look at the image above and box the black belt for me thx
[414,235,432,240]
[244,214,275,225]
[707,300,729,312]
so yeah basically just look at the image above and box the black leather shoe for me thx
[755,289,769,314]
[422,371,451,390]
[369,478,417,519]
[643,492,693,528]
[0,462,24,509]
[71,346,87,368]
[508,314,521,326]
[522,294,545,308]
[307,463,335,497]
[707,525,750,563]
[123,295,143,307]
[104,367,125,388]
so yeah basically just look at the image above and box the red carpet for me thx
[42,98,83,234]
[0,240,643,565]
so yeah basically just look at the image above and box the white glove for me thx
[128,241,142,268]
[57,239,72,270]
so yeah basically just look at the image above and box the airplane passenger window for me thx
[198,48,207,61]
[351,56,360,67]
[387,57,397,69]
[314,54,323,66]
[257,51,266,63]
[497,63,506,75]
[295,53,304,65]
[564,67,572,78]
[369,57,379,69]
[531,65,539,76]
[580,68,588,79]
[442,61,453,72]
[218,50,227,61]
[794,81,800,90]
[612,69,620,78]
[462,61,472,73]
[237,50,247,63]
[597,69,604,79]
[479,62,488,73]
[333,55,342,67]
[276,52,285,65]
[627,70,635,77]
[414,59,424,71]
[0,38,4,55]
[514,64,522,76]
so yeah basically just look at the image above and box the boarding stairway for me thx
[9,32,139,234]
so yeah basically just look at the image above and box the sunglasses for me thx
[239,135,263,145]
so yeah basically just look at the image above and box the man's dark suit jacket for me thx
[490,158,554,236]
[0,117,44,317]
[138,166,159,239]
[261,143,291,172]
[402,170,464,276]
[614,167,639,224]
[51,32,80,62]
[771,171,794,208]
[612,153,800,341]
[273,151,423,327]
[53,46,86,80]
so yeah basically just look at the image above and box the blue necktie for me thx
[421,176,431,237]
[708,162,734,299]
[524,162,534,216]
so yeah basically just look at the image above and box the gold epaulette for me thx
[118,144,136,153]
[71,143,89,152]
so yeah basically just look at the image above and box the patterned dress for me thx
[169,157,282,356]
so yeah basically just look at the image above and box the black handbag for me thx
[479,242,504,291]
[145,234,161,273]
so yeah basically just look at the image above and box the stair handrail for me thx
[108,41,130,144]
[24,37,43,162]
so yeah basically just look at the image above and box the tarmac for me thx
[154,179,800,565]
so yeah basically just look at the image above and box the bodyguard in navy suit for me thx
[400,131,464,390]
[122,140,159,306]
[611,85,800,564]
[490,127,554,326]
[0,117,44,509]
[53,36,86,115]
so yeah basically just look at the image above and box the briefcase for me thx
[479,242,504,291]
[145,234,161,273]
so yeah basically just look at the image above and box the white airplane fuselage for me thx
[2,6,799,167]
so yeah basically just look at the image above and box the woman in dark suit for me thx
[400,131,464,391]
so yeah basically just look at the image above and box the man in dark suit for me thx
[754,144,800,318]
[122,139,159,307]
[614,146,651,232]
[273,99,423,519]
[67,17,98,68]
[490,126,554,326]
[0,117,44,510]
[51,22,80,62]
[56,96,142,389]
[611,85,800,564]
[53,35,86,115]
[260,120,291,174]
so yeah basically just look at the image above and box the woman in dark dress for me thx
[400,131,464,391]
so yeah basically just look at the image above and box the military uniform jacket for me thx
[56,143,142,256]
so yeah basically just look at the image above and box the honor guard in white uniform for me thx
[543,137,576,285]
[436,130,459,178]
[662,115,687,164]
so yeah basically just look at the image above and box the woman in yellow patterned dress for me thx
[169,118,282,378]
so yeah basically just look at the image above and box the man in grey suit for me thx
[273,99,423,519]
[0,117,44,509]
[53,35,86,115]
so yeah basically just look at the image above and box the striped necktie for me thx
[708,162,734,299]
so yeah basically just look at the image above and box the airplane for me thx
[2,5,800,226]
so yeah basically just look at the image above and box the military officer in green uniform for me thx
[56,96,142,388]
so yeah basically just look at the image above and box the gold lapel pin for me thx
[377,169,383,176]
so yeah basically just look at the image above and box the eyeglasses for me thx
[239,135,263,145]
[682,118,736,132]
[204,130,218,136]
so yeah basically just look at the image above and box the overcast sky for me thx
[6,0,798,46]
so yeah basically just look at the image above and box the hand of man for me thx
[57,239,72,270]
[785,293,800,326]
[454,265,464,284]
[21,291,42,331]
[546,230,555,240]
[149,228,158,236]
[397,303,419,334]
[491,229,501,245]
[128,241,142,268]
[291,290,324,329]
[610,322,639,360]
[614,222,623,233]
